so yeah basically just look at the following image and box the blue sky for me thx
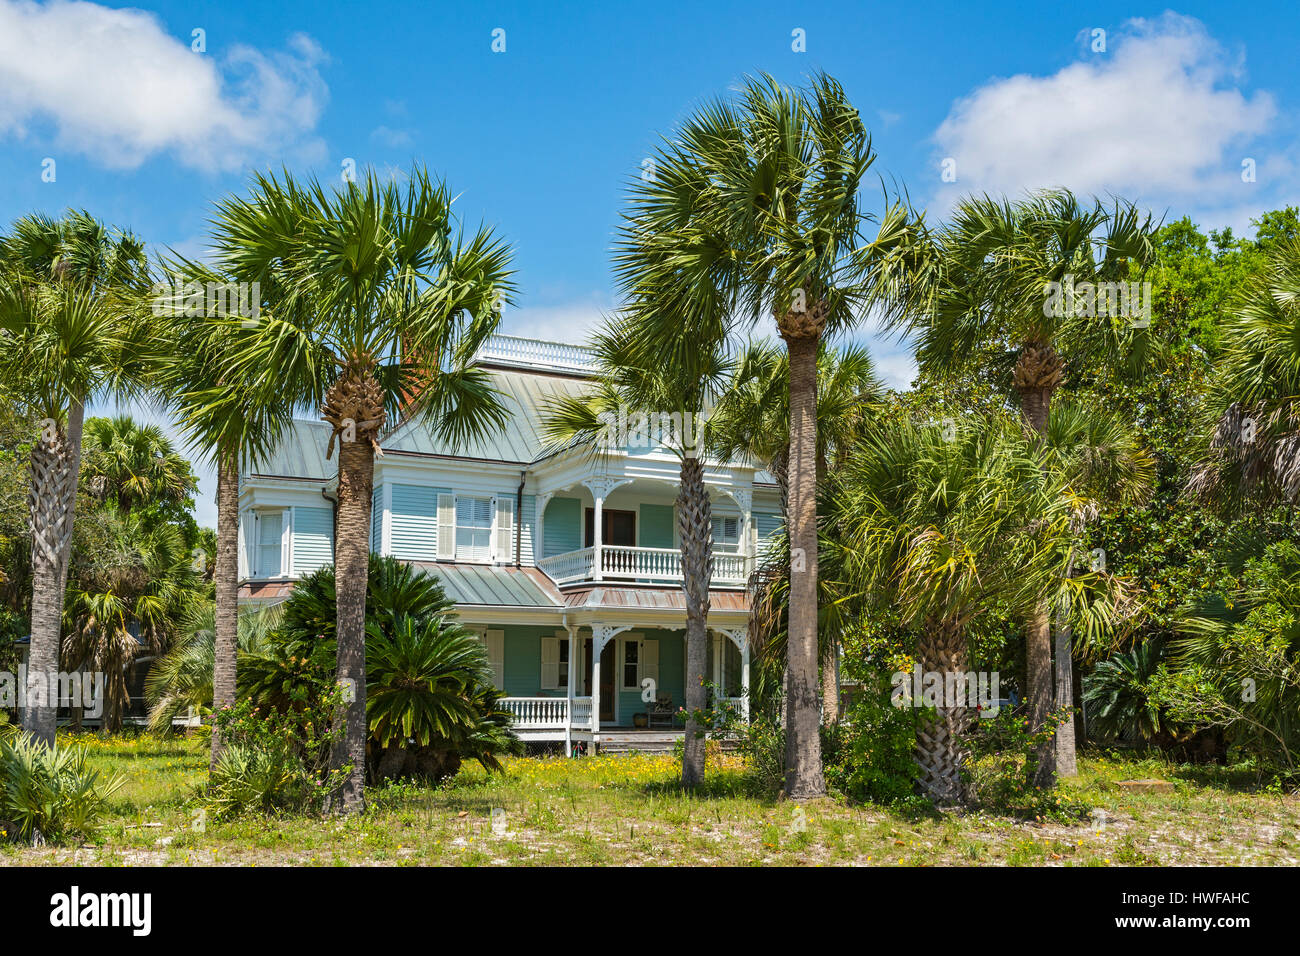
[2,0,1297,523]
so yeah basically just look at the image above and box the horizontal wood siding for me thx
[542,496,581,558]
[639,503,674,549]
[390,484,449,561]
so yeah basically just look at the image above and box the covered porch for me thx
[495,620,750,752]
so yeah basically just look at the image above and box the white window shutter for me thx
[436,494,456,560]
[237,510,252,579]
[485,629,505,688]
[540,636,559,690]
[494,496,514,563]
[283,508,294,576]
[643,639,659,687]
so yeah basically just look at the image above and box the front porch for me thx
[485,622,750,753]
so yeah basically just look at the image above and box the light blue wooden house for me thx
[237,335,783,750]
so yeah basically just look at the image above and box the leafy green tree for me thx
[80,415,196,515]
[204,166,514,811]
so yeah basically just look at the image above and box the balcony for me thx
[536,544,751,587]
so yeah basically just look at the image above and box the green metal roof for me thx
[412,562,562,607]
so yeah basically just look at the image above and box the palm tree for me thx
[896,190,1158,788]
[618,73,924,798]
[210,167,514,812]
[1041,398,1154,772]
[0,212,156,745]
[1189,237,1300,509]
[543,314,730,788]
[826,415,1122,803]
[80,415,196,514]
[63,509,203,730]
[157,254,294,770]
[708,339,886,723]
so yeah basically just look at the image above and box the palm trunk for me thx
[330,430,374,813]
[210,451,239,771]
[1015,342,1064,792]
[915,617,969,805]
[22,397,85,746]
[678,457,712,788]
[782,333,825,799]
[1053,619,1077,777]
[820,639,839,726]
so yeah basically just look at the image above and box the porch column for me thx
[590,623,631,739]
[582,477,631,583]
[718,627,749,722]
[726,487,753,579]
[564,622,576,756]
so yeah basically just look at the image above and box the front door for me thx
[583,638,617,723]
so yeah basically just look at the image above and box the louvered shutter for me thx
[436,494,456,560]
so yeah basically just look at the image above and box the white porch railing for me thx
[502,696,569,729]
[718,697,748,721]
[475,334,598,374]
[537,545,751,586]
[571,696,593,730]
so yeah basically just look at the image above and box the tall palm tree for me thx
[708,339,886,723]
[1041,398,1154,773]
[80,415,196,514]
[157,254,294,770]
[619,73,924,799]
[0,211,156,745]
[543,314,730,788]
[826,415,1122,803]
[896,190,1158,788]
[210,166,514,812]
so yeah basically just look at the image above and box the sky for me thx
[2,0,1297,525]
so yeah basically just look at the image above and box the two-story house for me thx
[236,334,784,751]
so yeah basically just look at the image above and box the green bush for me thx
[0,733,123,843]
[208,690,348,818]
[963,708,1088,820]
[824,685,923,809]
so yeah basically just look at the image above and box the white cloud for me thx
[931,13,1278,212]
[0,0,328,172]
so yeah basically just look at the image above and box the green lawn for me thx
[3,731,1298,866]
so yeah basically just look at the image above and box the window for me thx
[621,640,640,691]
[455,496,493,562]
[256,510,283,577]
[712,515,741,552]
[558,640,570,689]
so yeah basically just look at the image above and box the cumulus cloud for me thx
[931,13,1278,212]
[0,0,328,171]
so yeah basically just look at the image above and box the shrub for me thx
[0,733,123,843]
[207,689,348,818]
[824,684,922,809]
[963,707,1088,820]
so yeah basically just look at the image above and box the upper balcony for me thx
[537,544,751,587]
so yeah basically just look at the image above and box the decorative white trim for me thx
[475,334,599,375]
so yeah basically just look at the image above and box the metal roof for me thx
[561,586,750,612]
[411,562,563,607]
[248,367,590,479]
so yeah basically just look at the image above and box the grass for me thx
[1,731,1297,865]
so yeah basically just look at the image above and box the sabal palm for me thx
[210,166,514,812]
[897,190,1158,787]
[63,510,203,730]
[543,313,730,787]
[80,415,196,514]
[826,416,1123,803]
[618,73,924,798]
[0,212,156,745]
[157,254,294,770]
[1189,238,1300,509]
[709,339,885,722]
